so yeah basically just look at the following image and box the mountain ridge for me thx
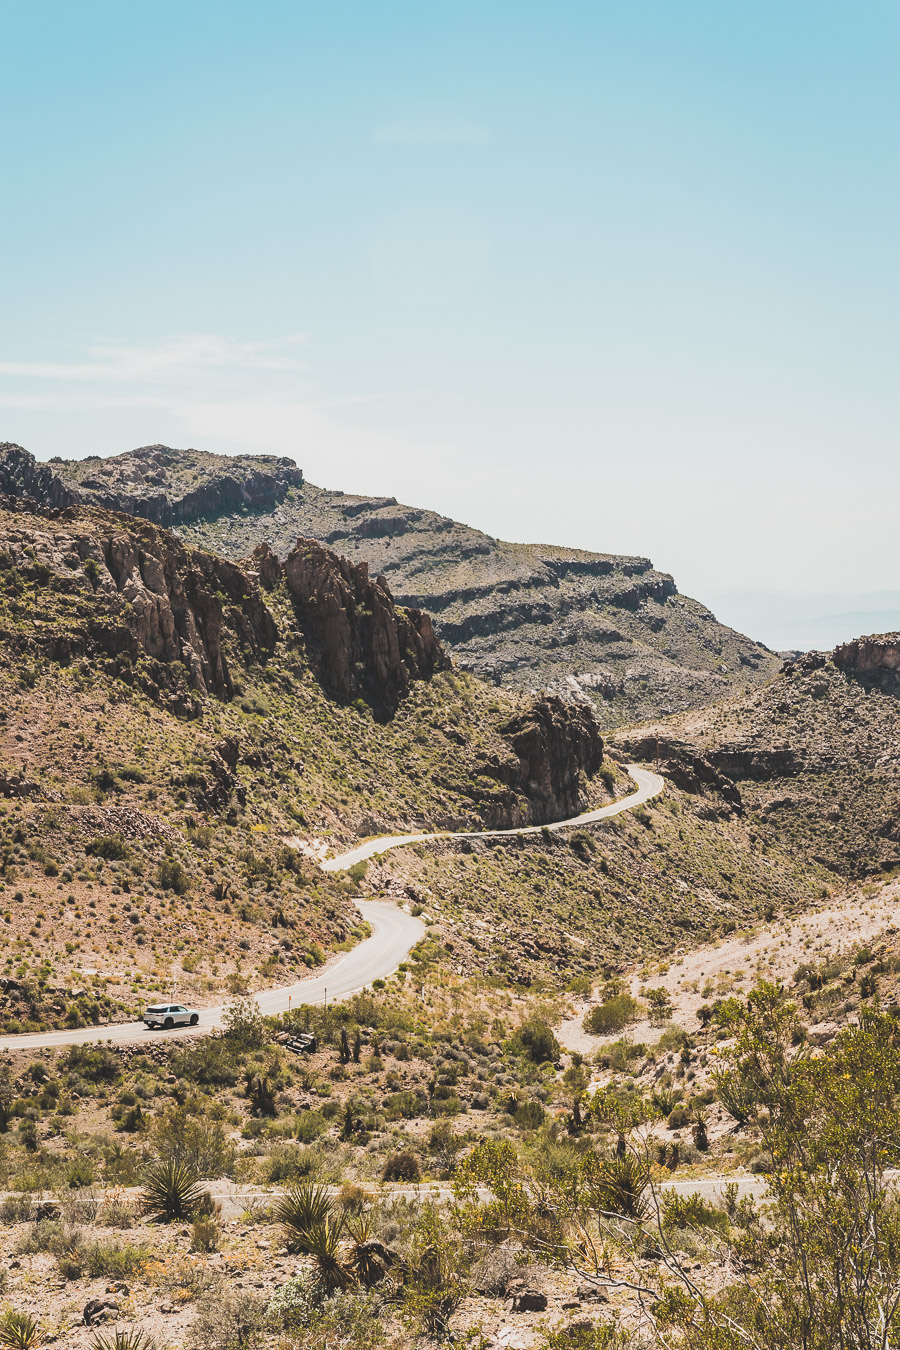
[0,441,781,725]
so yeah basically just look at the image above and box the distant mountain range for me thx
[706,590,900,654]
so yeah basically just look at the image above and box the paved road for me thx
[322,764,665,871]
[0,900,425,1053]
[0,763,663,1053]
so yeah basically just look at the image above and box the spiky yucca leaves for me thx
[90,1332,158,1350]
[274,1181,333,1248]
[586,1152,651,1221]
[0,1312,44,1350]
[140,1159,204,1222]
[346,1213,394,1288]
[303,1219,356,1292]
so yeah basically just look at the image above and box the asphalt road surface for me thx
[322,764,665,871]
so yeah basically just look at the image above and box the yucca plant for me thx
[303,1219,355,1291]
[346,1212,393,1288]
[0,1311,44,1350]
[586,1151,651,1221]
[140,1159,204,1222]
[650,1087,680,1118]
[274,1181,334,1249]
[90,1332,157,1350]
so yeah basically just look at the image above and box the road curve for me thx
[0,764,662,1052]
[0,901,425,1053]
[322,763,665,871]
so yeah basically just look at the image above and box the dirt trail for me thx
[559,875,900,1055]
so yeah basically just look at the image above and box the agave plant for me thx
[274,1181,334,1249]
[0,1311,44,1350]
[140,1158,204,1222]
[90,1332,158,1350]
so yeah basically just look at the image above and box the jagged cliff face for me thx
[0,496,610,831]
[0,445,780,726]
[0,499,277,717]
[476,695,604,825]
[833,633,900,681]
[256,538,449,720]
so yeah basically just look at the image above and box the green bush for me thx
[584,994,643,1036]
[508,1017,559,1064]
[140,1159,204,1223]
[86,835,129,860]
[156,858,190,895]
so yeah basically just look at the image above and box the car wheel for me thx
[163,1016,174,1029]
[190,1013,199,1026]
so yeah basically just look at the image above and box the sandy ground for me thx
[559,875,900,1056]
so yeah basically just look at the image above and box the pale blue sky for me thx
[2,1,900,624]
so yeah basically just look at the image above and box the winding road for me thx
[0,763,663,1052]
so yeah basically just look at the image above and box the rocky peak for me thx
[0,443,303,528]
[477,695,605,825]
[283,538,449,720]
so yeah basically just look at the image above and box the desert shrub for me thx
[382,1150,421,1182]
[584,995,643,1036]
[156,858,190,895]
[0,1196,34,1224]
[293,1109,327,1143]
[59,1239,150,1281]
[662,1191,729,1234]
[17,1219,80,1256]
[191,1216,220,1252]
[222,999,267,1051]
[471,1243,524,1295]
[514,1099,545,1131]
[173,1038,240,1088]
[266,1270,318,1329]
[192,1288,266,1350]
[62,1044,120,1085]
[85,835,129,860]
[149,1105,236,1177]
[264,1145,315,1185]
[507,1017,559,1064]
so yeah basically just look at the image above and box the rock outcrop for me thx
[476,696,604,825]
[0,443,302,528]
[833,633,900,683]
[615,732,741,810]
[283,539,449,720]
[0,497,276,715]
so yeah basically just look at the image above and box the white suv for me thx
[143,1003,200,1030]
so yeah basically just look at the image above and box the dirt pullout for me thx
[559,875,900,1056]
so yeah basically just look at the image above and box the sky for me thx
[1,1,900,644]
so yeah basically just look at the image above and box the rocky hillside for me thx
[612,632,900,879]
[0,443,780,726]
[0,493,621,1024]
